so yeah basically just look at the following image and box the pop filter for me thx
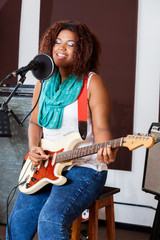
[32,53,54,81]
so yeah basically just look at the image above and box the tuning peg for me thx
[133,132,138,135]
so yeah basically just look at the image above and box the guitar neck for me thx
[56,137,123,163]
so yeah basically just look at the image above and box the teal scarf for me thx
[38,71,83,129]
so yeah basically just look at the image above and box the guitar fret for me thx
[93,145,97,153]
[73,149,79,158]
[79,147,87,157]
[76,149,80,158]
[112,139,116,148]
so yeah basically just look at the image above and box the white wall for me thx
[18,0,160,226]
[106,0,160,226]
[18,0,40,85]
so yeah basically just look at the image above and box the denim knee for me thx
[38,212,69,240]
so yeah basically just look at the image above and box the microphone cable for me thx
[20,80,44,126]
[0,180,27,240]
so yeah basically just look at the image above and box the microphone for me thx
[8,60,39,78]
[6,53,54,81]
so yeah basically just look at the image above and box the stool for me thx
[71,186,120,240]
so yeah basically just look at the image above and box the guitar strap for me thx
[78,75,88,140]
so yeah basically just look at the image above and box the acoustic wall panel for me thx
[0,94,32,224]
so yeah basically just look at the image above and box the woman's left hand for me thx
[97,146,118,164]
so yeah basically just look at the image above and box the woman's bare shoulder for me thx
[88,73,110,99]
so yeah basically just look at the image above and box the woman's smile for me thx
[56,52,68,59]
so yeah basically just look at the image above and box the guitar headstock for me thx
[122,134,155,151]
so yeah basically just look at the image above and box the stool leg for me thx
[88,201,99,240]
[105,196,116,240]
[71,215,82,240]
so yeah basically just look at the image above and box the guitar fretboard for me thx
[56,137,123,163]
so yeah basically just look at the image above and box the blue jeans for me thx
[6,166,107,240]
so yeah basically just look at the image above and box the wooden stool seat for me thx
[71,186,120,240]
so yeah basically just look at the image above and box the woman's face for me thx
[52,29,76,69]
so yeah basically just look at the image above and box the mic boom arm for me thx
[0,74,27,126]
[0,74,44,127]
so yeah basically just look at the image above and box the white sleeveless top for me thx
[42,73,108,172]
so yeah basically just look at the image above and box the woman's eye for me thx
[68,41,75,47]
[55,39,61,44]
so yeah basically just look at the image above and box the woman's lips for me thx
[56,53,67,59]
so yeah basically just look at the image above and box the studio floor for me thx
[0,221,151,240]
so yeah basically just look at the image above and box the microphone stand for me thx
[0,73,27,127]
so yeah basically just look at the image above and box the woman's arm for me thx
[88,74,118,164]
[28,81,49,166]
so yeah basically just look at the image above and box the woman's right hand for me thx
[29,146,50,167]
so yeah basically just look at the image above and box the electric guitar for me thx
[19,132,154,194]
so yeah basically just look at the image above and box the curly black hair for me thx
[39,20,101,78]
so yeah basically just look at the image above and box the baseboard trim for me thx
[98,220,152,233]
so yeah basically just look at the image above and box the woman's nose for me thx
[59,44,66,50]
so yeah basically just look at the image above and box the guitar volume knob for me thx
[31,177,37,181]
[26,183,30,188]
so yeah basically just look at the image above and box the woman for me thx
[7,20,117,240]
